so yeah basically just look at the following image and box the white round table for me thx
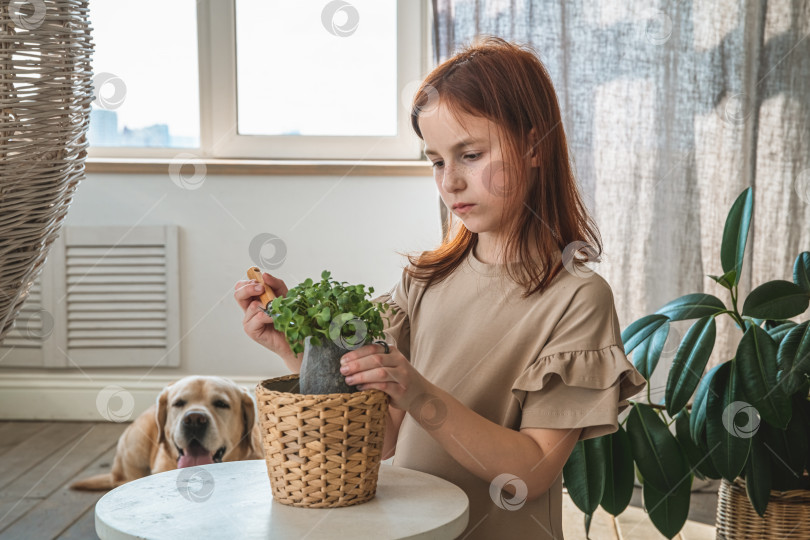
[95,460,469,540]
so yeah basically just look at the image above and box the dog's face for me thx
[155,376,259,468]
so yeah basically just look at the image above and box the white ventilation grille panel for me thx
[0,225,180,368]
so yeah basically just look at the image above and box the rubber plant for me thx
[562,186,810,538]
[266,270,399,395]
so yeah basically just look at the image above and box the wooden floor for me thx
[562,483,718,540]
[0,421,127,539]
[0,420,718,539]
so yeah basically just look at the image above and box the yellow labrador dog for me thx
[70,376,263,491]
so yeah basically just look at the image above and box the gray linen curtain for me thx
[432,0,810,404]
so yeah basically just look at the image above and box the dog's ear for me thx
[155,378,183,445]
[155,386,171,445]
[239,387,262,457]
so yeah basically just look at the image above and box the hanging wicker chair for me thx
[0,0,94,343]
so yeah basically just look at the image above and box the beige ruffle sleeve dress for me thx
[371,248,647,539]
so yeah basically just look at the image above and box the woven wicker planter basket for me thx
[255,374,390,508]
[0,1,94,341]
[715,476,810,539]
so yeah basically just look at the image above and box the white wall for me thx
[0,171,440,420]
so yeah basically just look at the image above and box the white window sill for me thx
[85,158,433,177]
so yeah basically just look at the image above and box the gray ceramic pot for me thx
[299,335,360,394]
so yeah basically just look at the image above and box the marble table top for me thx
[95,459,469,539]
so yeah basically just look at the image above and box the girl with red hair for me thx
[237,36,646,539]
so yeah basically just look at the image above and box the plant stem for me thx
[728,285,746,328]
[630,401,689,412]
[717,309,746,330]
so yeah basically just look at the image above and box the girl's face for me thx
[419,101,518,251]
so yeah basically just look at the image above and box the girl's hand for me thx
[339,341,429,412]
[233,273,298,362]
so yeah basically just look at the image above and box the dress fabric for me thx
[371,248,647,539]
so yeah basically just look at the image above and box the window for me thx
[235,0,396,137]
[87,0,200,150]
[87,0,429,160]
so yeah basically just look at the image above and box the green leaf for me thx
[776,321,810,396]
[665,316,717,416]
[706,361,751,481]
[735,325,792,428]
[327,312,354,341]
[584,512,593,538]
[600,427,635,516]
[801,398,810,474]
[562,437,607,515]
[626,404,690,493]
[675,408,721,480]
[695,426,722,481]
[794,251,810,291]
[742,280,810,319]
[744,426,771,517]
[633,321,670,380]
[642,474,692,539]
[622,314,670,355]
[673,410,704,481]
[763,318,789,331]
[762,394,809,491]
[708,269,737,290]
[269,270,388,354]
[654,293,727,321]
[634,462,645,485]
[767,321,799,345]
[695,419,712,455]
[759,427,799,492]
[689,362,724,444]
[720,187,753,287]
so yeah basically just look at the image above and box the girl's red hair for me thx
[399,36,603,298]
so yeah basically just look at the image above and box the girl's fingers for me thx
[341,354,399,385]
[243,300,272,326]
[234,274,287,311]
[341,349,394,370]
[234,279,262,296]
[234,279,251,291]
[340,341,388,365]
[345,367,398,387]
[261,273,289,297]
[234,280,268,311]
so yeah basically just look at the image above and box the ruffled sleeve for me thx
[371,266,412,361]
[511,273,647,441]
[512,345,647,440]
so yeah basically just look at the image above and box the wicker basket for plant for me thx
[255,374,390,508]
[0,1,94,341]
[715,476,810,539]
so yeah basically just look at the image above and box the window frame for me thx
[87,0,432,162]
